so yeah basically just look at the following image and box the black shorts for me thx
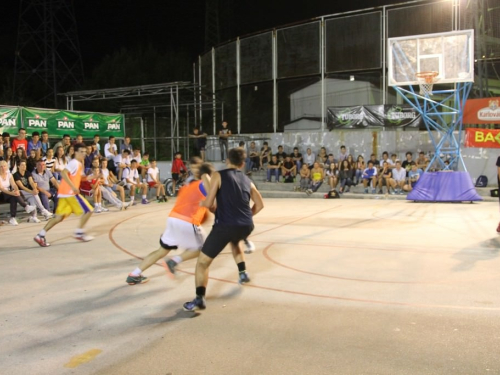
[172,173,180,181]
[202,224,254,259]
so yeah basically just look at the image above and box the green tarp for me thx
[0,106,124,138]
[0,107,22,134]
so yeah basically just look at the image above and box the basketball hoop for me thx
[416,71,439,96]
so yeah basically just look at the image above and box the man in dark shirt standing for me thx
[190,127,207,161]
[218,121,231,162]
[183,148,264,312]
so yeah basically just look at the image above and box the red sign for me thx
[463,98,500,124]
[464,128,500,148]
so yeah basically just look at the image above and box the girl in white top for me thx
[66,145,75,161]
[54,146,68,180]
[4,147,15,172]
[325,162,339,191]
[0,160,36,225]
[43,148,56,173]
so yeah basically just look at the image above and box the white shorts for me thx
[160,217,206,251]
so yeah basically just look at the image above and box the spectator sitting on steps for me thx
[390,161,406,195]
[306,162,324,195]
[362,160,378,194]
[303,148,315,170]
[291,147,302,170]
[404,162,423,192]
[259,142,271,170]
[298,164,310,192]
[266,155,281,183]
[377,161,393,194]
[281,155,296,183]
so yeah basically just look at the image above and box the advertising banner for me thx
[327,105,422,129]
[21,108,125,137]
[22,107,59,134]
[464,128,500,148]
[463,98,500,125]
[0,106,22,135]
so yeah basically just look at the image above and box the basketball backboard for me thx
[388,29,474,86]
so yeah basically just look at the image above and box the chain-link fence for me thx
[196,0,500,134]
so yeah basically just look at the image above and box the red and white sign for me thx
[463,98,500,124]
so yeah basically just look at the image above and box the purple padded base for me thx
[407,171,482,202]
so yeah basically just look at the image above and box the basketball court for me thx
[0,20,497,375]
[1,197,500,374]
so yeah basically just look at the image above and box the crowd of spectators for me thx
[239,142,431,196]
[0,127,438,224]
[0,130,169,225]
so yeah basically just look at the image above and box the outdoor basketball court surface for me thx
[2,198,500,374]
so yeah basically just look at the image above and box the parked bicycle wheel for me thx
[164,179,175,196]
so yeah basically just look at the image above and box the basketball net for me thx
[415,71,439,96]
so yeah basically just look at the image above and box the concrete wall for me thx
[289,79,398,121]
[158,129,497,186]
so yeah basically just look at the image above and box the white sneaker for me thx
[74,233,94,242]
[8,217,18,226]
[94,207,102,213]
[42,211,53,220]
[25,205,36,214]
[28,216,41,223]
[101,207,109,212]
[244,239,256,254]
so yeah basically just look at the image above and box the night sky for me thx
[1,0,405,78]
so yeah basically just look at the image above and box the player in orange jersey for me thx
[33,143,94,247]
[126,160,214,285]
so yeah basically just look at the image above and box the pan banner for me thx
[0,106,22,134]
[21,108,125,137]
[0,105,124,138]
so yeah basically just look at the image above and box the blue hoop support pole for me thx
[393,82,473,172]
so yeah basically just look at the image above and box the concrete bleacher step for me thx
[248,170,497,202]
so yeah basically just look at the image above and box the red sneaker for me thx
[34,235,50,247]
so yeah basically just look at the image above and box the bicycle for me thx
[163,172,189,197]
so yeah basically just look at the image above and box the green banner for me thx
[21,108,124,137]
[0,106,22,134]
